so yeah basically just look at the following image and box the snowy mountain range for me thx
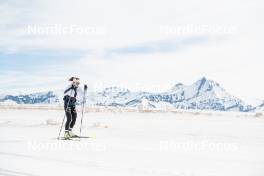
[255,101,264,111]
[0,77,260,112]
[0,91,59,104]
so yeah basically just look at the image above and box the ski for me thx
[56,136,93,140]
[56,137,78,141]
[71,136,92,139]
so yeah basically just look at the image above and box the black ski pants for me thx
[64,96,77,131]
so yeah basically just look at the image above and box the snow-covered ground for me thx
[0,109,264,176]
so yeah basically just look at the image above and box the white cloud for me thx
[1,0,262,51]
[0,0,263,100]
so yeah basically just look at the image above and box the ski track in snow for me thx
[0,109,264,176]
[0,168,37,176]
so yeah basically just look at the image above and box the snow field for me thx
[0,109,264,176]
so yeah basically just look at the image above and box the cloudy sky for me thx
[0,0,263,101]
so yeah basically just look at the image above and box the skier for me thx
[63,77,87,139]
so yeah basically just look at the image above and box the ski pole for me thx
[57,89,73,139]
[79,85,88,139]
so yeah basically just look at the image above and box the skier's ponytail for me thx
[69,77,80,81]
[69,77,74,81]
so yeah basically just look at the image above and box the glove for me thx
[84,84,88,91]
[71,84,77,89]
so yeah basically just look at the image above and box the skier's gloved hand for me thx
[84,84,88,91]
[71,84,75,89]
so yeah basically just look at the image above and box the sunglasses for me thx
[72,80,80,85]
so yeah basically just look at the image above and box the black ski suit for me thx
[63,85,83,131]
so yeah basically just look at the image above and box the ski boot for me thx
[64,131,71,140]
[69,130,78,138]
